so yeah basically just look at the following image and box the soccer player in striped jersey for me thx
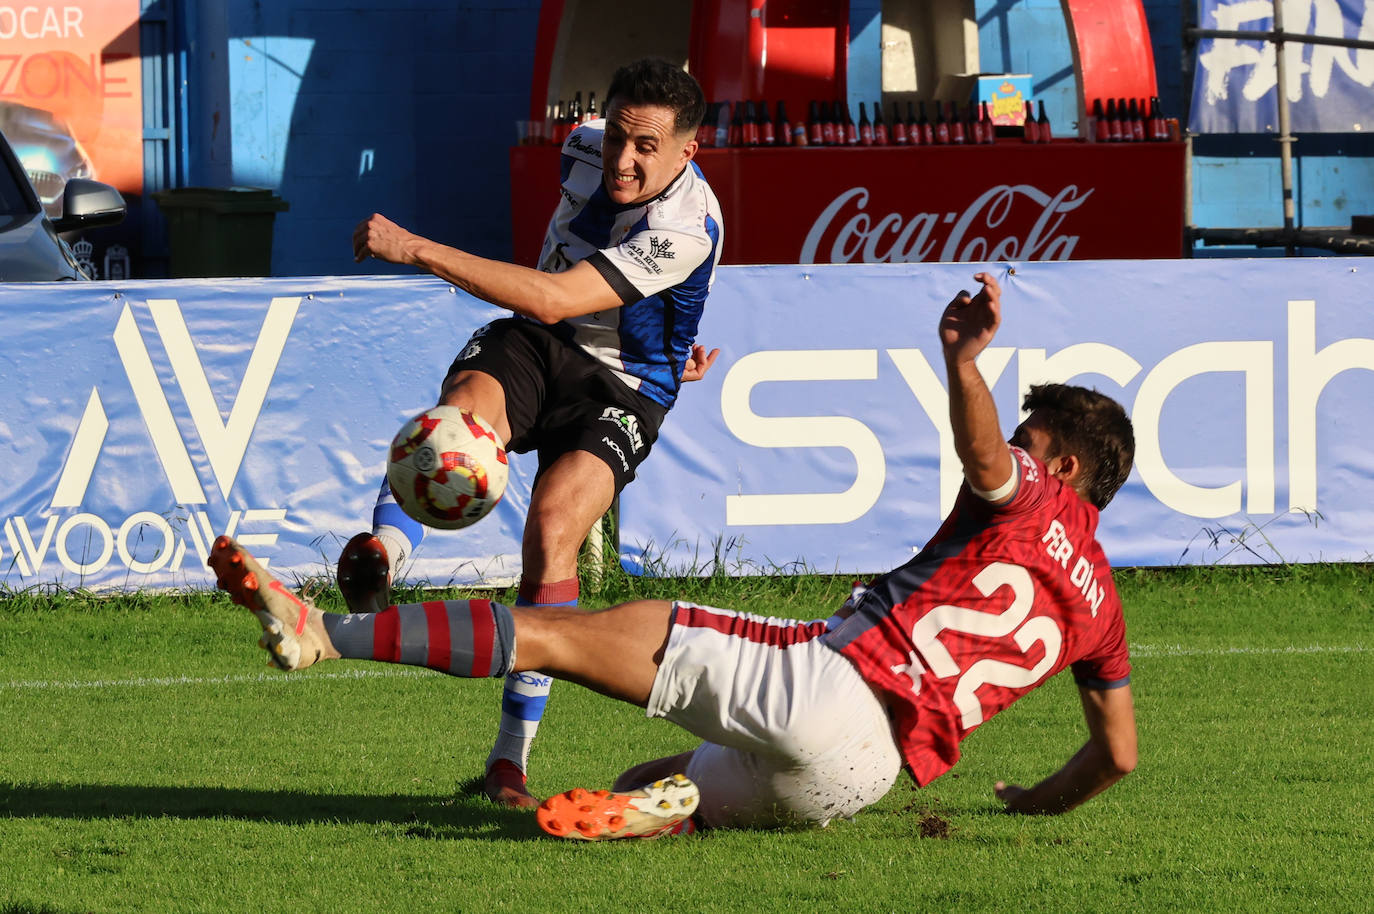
[344,58,722,809]
[212,271,1138,838]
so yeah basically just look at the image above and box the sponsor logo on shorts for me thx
[599,406,643,452]
[456,324,491,362]
[601,435,629,472]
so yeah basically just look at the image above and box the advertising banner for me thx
[509,143,1186,268]
[1191,0,1374,133]
[0,278,533,592]
[5,262,1371,594]
[621,258,1374,575]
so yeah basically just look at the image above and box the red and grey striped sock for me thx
[321,599,515,677]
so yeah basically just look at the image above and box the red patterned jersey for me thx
[824,447,1131,786]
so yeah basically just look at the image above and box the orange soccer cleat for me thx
[536,774,699,840]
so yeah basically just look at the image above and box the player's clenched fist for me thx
[353,213,419,265]
[939,271,1003,365]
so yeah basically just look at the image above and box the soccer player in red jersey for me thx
[210,271,1137,838]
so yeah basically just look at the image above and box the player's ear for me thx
[1051,453,1082,486]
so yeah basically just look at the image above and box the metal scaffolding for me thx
[1184,0,1374,256]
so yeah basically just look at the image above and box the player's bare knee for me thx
[524,507,586,563]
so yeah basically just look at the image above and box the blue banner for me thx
[1191,0,1374,133]
[621,258,1374,574]
[0,278,534,591]
[4,263,1373,593]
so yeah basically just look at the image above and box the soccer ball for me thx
[387,406,508,530]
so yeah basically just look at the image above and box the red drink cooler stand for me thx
[510,142,1184,266]
[513,0,1183,266]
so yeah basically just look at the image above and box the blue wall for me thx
[975,0,1078,136]
[179,1,1368,273]
[181,1,539,276]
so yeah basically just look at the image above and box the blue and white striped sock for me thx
[371,477,425,578]
[486,579,578,773]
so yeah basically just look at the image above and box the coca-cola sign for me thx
[800,184,1095,264]
[508,143,1185,266]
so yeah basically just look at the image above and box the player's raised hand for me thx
[681,344,720,382]
[353,213,419,264]
[939,271,1002,365]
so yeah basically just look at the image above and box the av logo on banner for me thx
[2,297,299,579]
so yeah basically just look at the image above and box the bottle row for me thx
[515,92,1177,147]
[698,99,1018,148]
[1086,97,1173,143]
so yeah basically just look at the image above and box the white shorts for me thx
[645,601,902,829]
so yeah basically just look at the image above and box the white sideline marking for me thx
[0,667,437,692]
[1130,643,1368,659]
[0,643,1366,693]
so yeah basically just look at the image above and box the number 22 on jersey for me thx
[893,562,1064,729]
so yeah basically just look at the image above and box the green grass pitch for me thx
[0,564,1370,913]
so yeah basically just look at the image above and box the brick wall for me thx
[208,1,539,276]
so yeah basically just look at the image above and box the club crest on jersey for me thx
[599,406,643,452]
[648,236,675,260]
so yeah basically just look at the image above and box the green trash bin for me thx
[151,186,289,278]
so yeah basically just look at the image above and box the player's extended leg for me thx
[336,370,510,613]
[216,534,669,698]
[485,450,617,808]
[215,533,701,839]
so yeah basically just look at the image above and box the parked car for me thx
[1,102,95,218]
[0,119,126,281]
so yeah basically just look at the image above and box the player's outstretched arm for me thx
[940,272,1015,499]
[352,212,622,323]
[994,684,1137,815]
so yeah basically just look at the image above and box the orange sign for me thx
[0,1,143,199]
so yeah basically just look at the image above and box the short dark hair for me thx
[1022,384,1134,510]
[605,58,706,134]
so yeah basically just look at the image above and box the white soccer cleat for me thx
[536,774,700,840]
[208,535,333,671]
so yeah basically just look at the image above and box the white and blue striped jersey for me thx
[535,120,724,408]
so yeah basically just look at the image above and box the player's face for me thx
[1011,413,1058,468]
[601,102,697,205]
[1011,409,1082,492]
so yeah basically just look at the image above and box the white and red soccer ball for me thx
[387,406,508,530]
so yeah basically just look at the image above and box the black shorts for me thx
[446,318,668,493]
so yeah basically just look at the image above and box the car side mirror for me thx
[52,178,127,232]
